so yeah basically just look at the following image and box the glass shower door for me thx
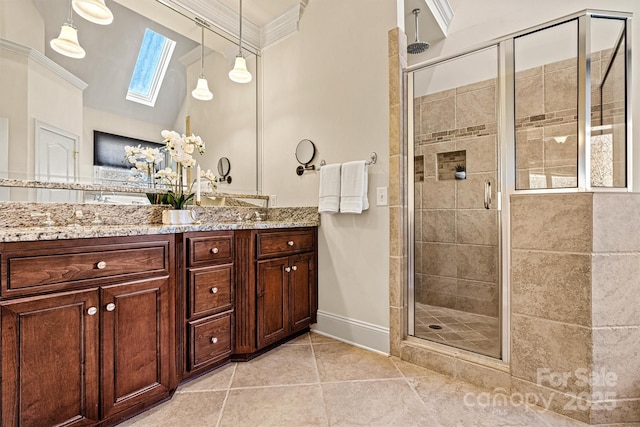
[410,46,501,358]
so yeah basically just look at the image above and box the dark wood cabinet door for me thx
[256,257,289,348]
[289,253,315,332]
[100,277,171,419]
[1,289,99,427]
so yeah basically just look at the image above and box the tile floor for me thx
[414,303,501,358]
[121,332,587,427]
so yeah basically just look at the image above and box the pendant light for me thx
[228,0,252,84]
[72,0,113,25]
[192,25,213,101]
[50,0,86,59]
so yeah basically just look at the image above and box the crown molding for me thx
[0,38,88,91]
[166,0,308,52]
[261,1,307,48]
[168,0,259,52]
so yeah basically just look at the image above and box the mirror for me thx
[295,139,316,165]
[295,139,316,176]
[0,0,260,204]
[217,157,231,184]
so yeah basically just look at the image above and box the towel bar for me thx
[319,152,377,169]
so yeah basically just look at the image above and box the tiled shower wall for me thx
[515,48,626,189]
[515,57,578,189]
[413,78,499,318]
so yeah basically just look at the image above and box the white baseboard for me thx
[311,310,390,355]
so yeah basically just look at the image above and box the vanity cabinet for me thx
[0,235,175,427]
[180,231,235,379]
[235,227,318,356]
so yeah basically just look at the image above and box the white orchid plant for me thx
[124,131,218,208]
[124,145,164,184]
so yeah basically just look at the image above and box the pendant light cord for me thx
[237,0,243,56]
[200,26,205,77]
[67,0,74,25]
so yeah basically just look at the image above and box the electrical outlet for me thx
[376,187,388,206]
[270,195,277,207]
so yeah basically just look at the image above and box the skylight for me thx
[126,29,176,107]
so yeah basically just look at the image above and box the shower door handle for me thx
[484,181,492,210]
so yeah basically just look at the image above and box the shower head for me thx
[408,8,429,55]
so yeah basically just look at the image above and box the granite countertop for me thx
[0,203,320,243]
[0,220,318,243]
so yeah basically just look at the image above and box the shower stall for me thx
[406,10,631,360]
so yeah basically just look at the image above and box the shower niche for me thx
[436,150,466,180]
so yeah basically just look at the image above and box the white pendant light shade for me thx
[192,77,213,101]
[72,0,113,25]
[50,23,86,59]
[229,0,252,84]
[229,56,252,83]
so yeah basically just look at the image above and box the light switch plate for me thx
[376,187,388,206]
[270,195,277,207]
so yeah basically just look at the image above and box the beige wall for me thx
[262,0,397,352]
[0,0,44,52]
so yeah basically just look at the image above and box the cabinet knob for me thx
[96,261,107,269]
[105,303,116,312]
[210,337,218,344]
[291,265,297,271]
[285,267,291,273]
[210,287,218,294]
[87,307,97,316]
[287,241,294,246]
[210,247,219,254]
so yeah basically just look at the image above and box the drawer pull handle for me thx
[210,247,219,254]
[105,303,116,312]
[211,287,218,294]
[210,337,218,344]
[87,307,97,316]
[285,267,291,273]
[292,265,297,271]
[96,261,107,269]
[287,241,294,246]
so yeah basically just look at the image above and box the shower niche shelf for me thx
[437,150,466,180]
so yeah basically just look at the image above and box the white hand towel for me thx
[318,163,341,214]
[340,160,368,214]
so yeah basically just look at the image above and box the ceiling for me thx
[216,0,299,27]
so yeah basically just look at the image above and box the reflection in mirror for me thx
[0,0,260,204]
[295,139,316,165]
[217,157,231,184]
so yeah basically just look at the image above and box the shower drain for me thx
[428,324,443,330]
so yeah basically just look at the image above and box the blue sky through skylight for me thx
[127,28,176,107]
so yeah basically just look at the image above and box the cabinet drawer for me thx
[3,242,169,297]
[187,233,233,267]
[188,312,233,370]
[256,229,315,259]
[188,265,233,319]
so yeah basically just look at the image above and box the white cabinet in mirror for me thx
[0,0,261,203]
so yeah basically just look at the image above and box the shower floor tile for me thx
[414,303,500,358]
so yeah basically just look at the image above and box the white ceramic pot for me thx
[162,209,194,225]
[455,171,466,180]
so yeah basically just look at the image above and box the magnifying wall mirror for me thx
[295,139,316,176]
[217,157,231,184]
